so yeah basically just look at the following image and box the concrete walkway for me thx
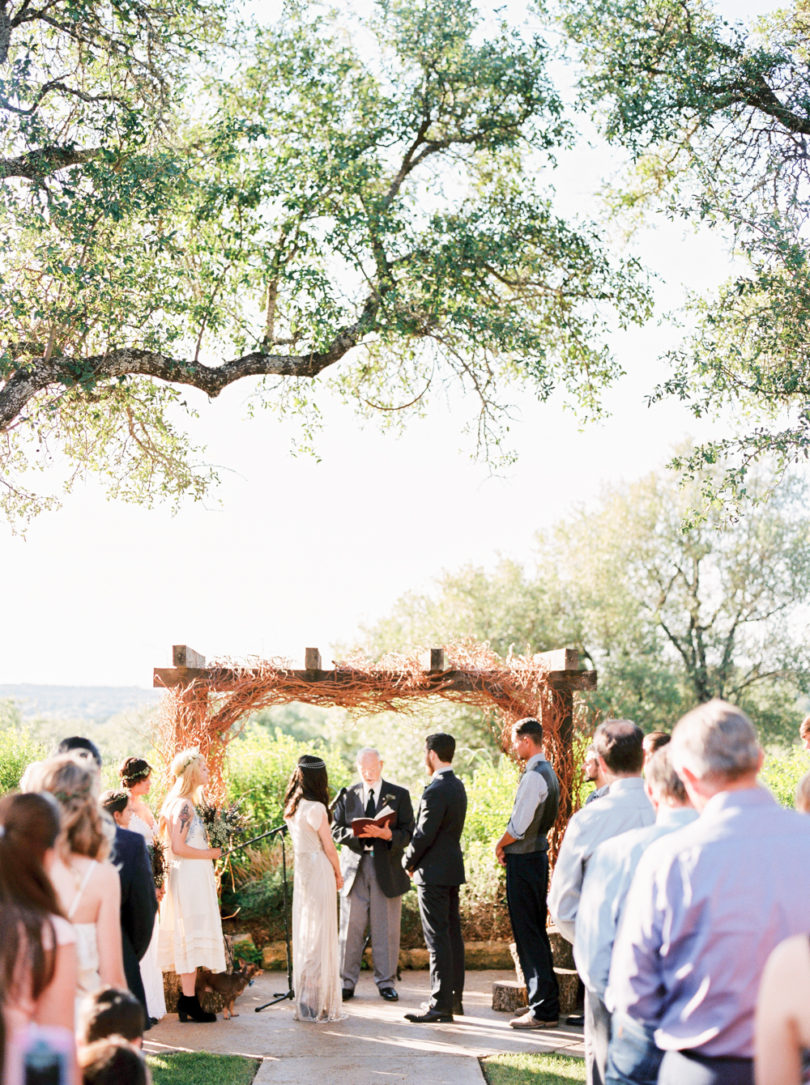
[144,970,584,1084]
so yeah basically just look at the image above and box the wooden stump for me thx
[492,980,528,1013]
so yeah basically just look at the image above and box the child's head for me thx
[77,987,145,1048]
[79,1036,150,1085]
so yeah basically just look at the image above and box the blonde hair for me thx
[36,755,112,861]
[162,748,207,813]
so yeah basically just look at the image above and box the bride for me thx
[283,755,344,1023]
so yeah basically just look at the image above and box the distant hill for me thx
[0,684,162,722]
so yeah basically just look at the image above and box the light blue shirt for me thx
[575,806,698,999]
[607,787,810,1058]
[548,776,654,943]
[506,753,549,839]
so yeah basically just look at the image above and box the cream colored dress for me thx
[285,799,344,1023]
[158,801,226,975]
[129,811,167,1019]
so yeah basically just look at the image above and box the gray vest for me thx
[505,758,560,855]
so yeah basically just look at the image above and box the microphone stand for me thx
[225,823,294,1012]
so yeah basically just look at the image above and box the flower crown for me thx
[176,748,202,776]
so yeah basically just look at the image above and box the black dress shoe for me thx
[404,1008,453,1023]
[342,988,354,1001]
[380,987,399,1001]
[566,1013,584,1026]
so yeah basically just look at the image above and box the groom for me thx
[402,732,467,1024]
[332,747,414,1002]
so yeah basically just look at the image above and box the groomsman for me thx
[403,733,467,1024]
[332,747,414,1002]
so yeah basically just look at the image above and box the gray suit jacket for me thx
[332,779,414,898]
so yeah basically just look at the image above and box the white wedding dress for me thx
[285,799,344,1022]
[158,801,226,975]
[129,812,167,1020]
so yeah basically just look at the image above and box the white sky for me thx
[0,0,792,688]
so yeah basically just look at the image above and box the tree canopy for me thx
[560,0,810,501]
[0,0,649,525]
[358,460,810,743]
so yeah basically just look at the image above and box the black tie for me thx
[365,788,375,818]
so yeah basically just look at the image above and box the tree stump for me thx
[492,979,528,1013]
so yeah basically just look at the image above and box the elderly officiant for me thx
[332,747,414,1002]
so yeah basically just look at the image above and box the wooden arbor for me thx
[153,642,596,834]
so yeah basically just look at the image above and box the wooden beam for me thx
[304,647,322,671]
[534,648,580,671]
[173,645,206,669]
[153,664,596,694]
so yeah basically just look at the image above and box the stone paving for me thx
[144,969,584,1084]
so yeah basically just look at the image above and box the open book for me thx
[351,804,395,836]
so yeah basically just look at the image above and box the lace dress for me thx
[157,802,226,975]
[285,799,344,1022]
[129,811,167,1019]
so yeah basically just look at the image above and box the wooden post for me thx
[304,647,322,671]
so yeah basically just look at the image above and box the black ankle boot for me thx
[177,993,216,1023]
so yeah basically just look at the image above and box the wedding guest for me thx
[57,737,103,772]
[576,747,696,1085]
[331,747,414,1003]
[118,757,166,1024]
[100,792,158,1022]
[755,934,810,1085]
[609,700,810,1085]
[284,754,345,1023]
[549,720,653,1085]
[403,733,467,1024]
[642,731,670,769]
[583,745,609,804]
[0,791,78,1083]
[34,756,127,1003]
[158,748,224,1024]
[78,1036,150,1085]
[77,988,145,1049]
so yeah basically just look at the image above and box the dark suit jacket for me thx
[111,826,158,1010]
[332,779,414,898]
[402,769,467,887]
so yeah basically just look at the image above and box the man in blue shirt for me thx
[608,699,810,1085]
[495,717,561,1029]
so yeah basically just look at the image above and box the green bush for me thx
[463,756,520,845]
[0,715,48,795]
[761,745,809,808]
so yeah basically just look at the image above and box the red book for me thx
[351,805,395,836]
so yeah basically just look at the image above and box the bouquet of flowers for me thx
[197,799,249,854]
[148,837,167,891]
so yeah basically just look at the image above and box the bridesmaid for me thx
[119,756,166,1025]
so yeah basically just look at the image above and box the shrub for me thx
[761,746,809,809]
[0,711,48,795]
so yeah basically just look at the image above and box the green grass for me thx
[147,1051,260,1085]
[481,1052,587,1084]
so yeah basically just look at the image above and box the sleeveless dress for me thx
[66,861,102,1007]
[285,799,344,1022]
[158,801,226,975]
[129,811,167,1019]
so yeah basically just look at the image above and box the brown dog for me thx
[195,960,263,1019]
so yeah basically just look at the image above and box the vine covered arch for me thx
[153,642,597,848]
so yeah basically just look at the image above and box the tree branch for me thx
[0,144,100,180]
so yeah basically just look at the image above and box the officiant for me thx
[332,747,415,1002]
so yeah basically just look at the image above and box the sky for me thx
[0,0,792,689]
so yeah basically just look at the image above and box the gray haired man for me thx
[332,748,414,1002]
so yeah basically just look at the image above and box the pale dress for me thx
[157,801,226,975]
[285,799,344,1023]
[129,810,167,1019]
[66,861,101,1009]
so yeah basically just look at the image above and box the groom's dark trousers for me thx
[403,769,467,1013]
